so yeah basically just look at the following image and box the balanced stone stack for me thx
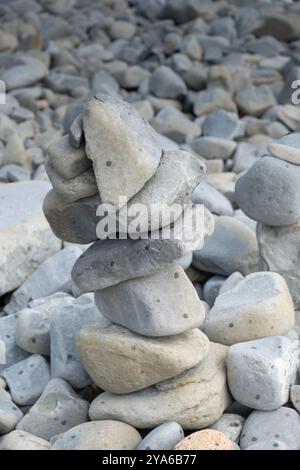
[43,93,231,430]
[236,132,300,310]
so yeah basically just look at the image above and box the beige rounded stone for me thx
[175,429,239,450]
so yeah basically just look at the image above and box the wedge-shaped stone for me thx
[76,323,209,394]
[16,378,89,440]
[83,95,164,209]
[204,272,295,345]
[111,149,205,234]
[89,343,231,429]
[43,190,101,244]
[47,135,91,179]
[94,266,205,336]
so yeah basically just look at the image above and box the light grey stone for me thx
[0,400,23,434]
[192,181,233,216]
[5,246,82,314]
[114,150,205,234]
[149,66,187,99]
[204,272,295,346]
[218,272,244,296]
[0,315,30,374]
[267,132,300,166]
[290,385,300,413]
[72,205,208,292]
[240,407,300,450]
[203,276,226,307]
[76,322,209,394]
[193,88,237,117]
[89,342,231,430]
[137,422,184,450]
[232,142,259,174]
[0,181,61,296]
[51,420,141,450]
[16,378,89,440]
[210,413,245,443]
[226,336,295,410]
[191,137,237,160]
[235,156,300,226]
[151,106,200,144]
[47,135,91,179]
[45,160,98,203]
[50,294,107,388]
[15,293,75,356]
[257,221,300,309]
[193,216,259,276]
[1,355,50,406]
[83,94,163,210]
[1,62,47,90]
[235,85,276,117]
[246,440,290,450]
[202,110,245,140]
[94,265,206,337]
[0,430,50,450]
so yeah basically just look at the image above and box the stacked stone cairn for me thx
[43,93,231,430]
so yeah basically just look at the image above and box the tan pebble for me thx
[175,429,239,450]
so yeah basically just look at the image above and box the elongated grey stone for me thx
[47,135,90,179]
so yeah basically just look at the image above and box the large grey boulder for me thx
[0,182,61,296]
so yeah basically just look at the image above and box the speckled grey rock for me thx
[235,156,300,226]
[0,315,30,374]
[89,343,231,430]
[210,413,245,443]
[94,265,206,336]
[4,246,82,314]
[149,66,187,99]
[246,440,290,450]
[226,336,295,410]
[76,322,209,394]
[50,294,108,388]
[83,95,163,210]
[193,216,259,276]
[137,422,184,450]
[0,400,23,434]
[51,420,141,450]
[240,407,300,450]
[204,272,295,346]
[0,430,50,450]
[16,379,89,440]
[1,355,50,406]
[257,221,300,309]
[43,190,101,244]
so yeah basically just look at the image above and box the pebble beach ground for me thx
[0,0,300,451]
